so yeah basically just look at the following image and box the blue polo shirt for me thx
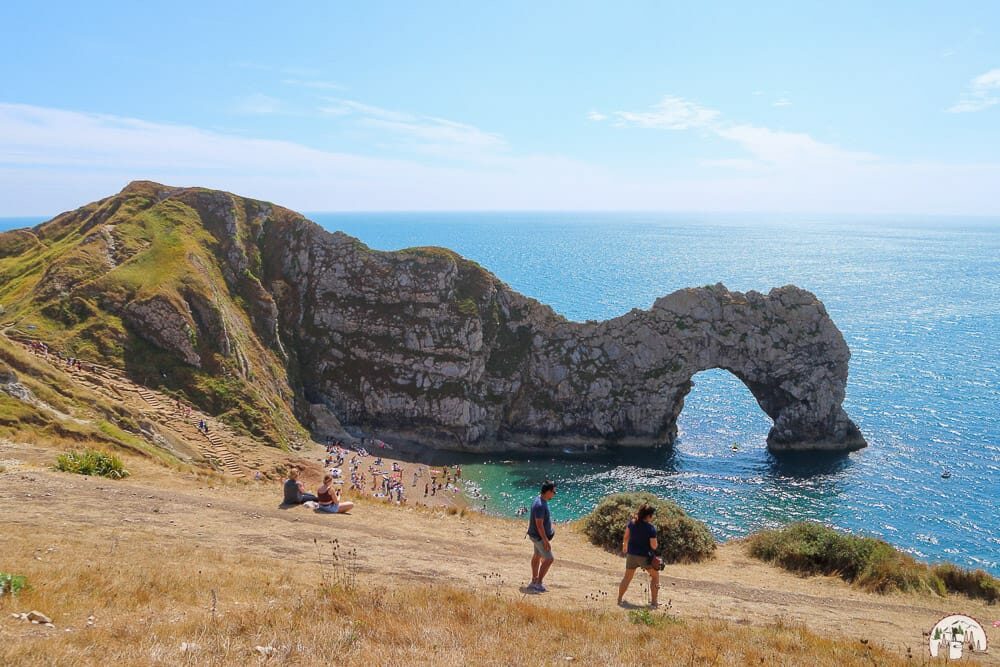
[527,495,554,539]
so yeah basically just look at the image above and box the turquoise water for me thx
[311,212,1000,575]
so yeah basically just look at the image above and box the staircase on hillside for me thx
[8,334,247,478]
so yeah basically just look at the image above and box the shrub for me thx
[55,449,129,479]
[581,492,716,563]
[932,562,1000,604]
[0,572,28,597]
[747,522,1000,602]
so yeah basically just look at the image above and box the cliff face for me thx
[0,182,866,453]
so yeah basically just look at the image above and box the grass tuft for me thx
[54,448,130,479]
[0,573,28,597]
[747,522,999,603]
[627,608,681,627]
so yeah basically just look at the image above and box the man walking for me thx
[527,480,556,592]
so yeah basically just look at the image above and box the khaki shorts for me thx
[530,536,554,560]
[625,553,651,570]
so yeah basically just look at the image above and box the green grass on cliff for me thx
[747,522,999,603]
[0,188,302,450]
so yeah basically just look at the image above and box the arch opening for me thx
[671,368,774,451]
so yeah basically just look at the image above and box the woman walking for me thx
[617,504,660,607]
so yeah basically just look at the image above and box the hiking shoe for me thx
[649,602,659,609]
[531,583,548,593]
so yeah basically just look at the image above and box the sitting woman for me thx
[617,503,660,608]
[316,474,354,514]
[283,468,317,505]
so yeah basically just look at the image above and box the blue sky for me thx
[1,1,998,215]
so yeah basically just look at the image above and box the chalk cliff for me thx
[0,182,866,453]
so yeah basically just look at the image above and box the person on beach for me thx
[617,504,660,608]
[527,480,557,592]
[316,474,354,514]
[282,468,317,505]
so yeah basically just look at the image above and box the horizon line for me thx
[4,210,1000,222]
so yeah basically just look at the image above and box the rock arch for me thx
[497,283,867,453]
[264,214,866,453]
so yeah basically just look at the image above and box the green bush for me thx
[932,562,1000,604]
[55,449,129,479]
[581,492,716,563]
[0,572,28,597]
[747,522,1000,602]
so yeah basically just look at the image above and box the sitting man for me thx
[282,468,317,505]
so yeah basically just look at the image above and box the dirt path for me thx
[2,439,996,662]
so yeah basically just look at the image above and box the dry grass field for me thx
[2,437,996,666]
[2,524,908,667]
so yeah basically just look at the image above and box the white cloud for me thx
[714,124,877,167]
[0,103,600,214]
[699,158,758,170]
[947,68,1000,113]
[234,93,284,115]
[320,99,414,122]
[587,111,607,121]
[772,98,792,107]
[604,95,874,169]
[361,116,506,155]
[611,96,720,130]
[318,99,507,160]
[1,102,999,217]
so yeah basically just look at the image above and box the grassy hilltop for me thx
[0,181,310,448]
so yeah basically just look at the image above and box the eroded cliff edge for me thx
[1,182,866,453]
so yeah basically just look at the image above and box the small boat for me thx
[731,444,739,452]
[941,470,952,479]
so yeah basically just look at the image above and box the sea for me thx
[4,212,997,574]
[309,212,1000,576]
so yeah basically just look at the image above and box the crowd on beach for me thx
[282,438,469,514]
